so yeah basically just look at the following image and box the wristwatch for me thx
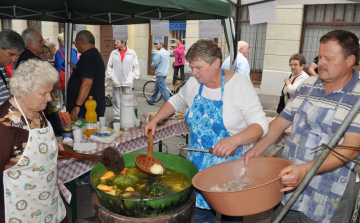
[74,103,81,108]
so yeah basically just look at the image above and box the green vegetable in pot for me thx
[147,184,173,197]
[113,173,138,185]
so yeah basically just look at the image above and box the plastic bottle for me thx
[85,96,97,137]
[132,87,138,119]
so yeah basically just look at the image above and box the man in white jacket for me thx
[106,40,140,121]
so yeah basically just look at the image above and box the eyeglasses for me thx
[289,63,300,67]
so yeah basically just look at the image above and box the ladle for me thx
[135,115,166,176]
[58,146,125,173]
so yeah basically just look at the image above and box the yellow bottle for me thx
[85,96,97,138]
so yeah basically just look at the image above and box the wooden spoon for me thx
[135,115,166,176]
[58,147,125,173]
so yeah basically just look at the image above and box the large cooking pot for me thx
[90,151,198,218]
[192,157,292,216]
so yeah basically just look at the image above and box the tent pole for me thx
[273,95,360,222]
[64,23,73,109]
[232,0,241,71]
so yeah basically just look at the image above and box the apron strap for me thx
[220,69,225,100]
[14,97,30,128]
[197,69,226,98]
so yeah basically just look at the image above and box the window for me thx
[300,4,360,68]
[237,7,267,71]
[27,20,41,31]
[1,19,12,30]
[223,6,267,85]
[168,22,186,55]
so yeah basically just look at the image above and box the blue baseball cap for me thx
[154,39,164,45]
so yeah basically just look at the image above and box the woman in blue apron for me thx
[144,39,268,223]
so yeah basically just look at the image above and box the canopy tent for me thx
[0,0,231,24]
[0,0,232,100]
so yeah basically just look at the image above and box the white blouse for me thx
[168,73,268,136]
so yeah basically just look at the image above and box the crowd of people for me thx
[0,25,360,223]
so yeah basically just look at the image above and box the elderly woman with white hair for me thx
[0,59,67,223]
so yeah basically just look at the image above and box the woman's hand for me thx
[212,137,238,157]
[284,77,291,85]
[143,120,158,137]
[58,141,65,151]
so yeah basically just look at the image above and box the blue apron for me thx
[281,84,354,222]
[185,70,243,210]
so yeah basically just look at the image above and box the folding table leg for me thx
[70,179,77,223]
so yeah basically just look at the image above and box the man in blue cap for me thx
[147,39,170,105]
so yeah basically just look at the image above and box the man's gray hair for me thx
[21,27,41,48]
[10,59,58,97]
[237,41,248,51]
[77,30,95,45]
[0,29,25,52]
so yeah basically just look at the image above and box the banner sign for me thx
[75,24,87,34]
[112,25,128,41]
[249,1,276,25]
[169,22,186,31]
[199,20,221,38]
[151,20,169,37]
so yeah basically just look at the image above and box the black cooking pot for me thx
[90,151,198,218]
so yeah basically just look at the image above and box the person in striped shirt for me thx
[0,30,25,105]
[243,29,360,223]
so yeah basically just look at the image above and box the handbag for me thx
[276,94,286,114]
[178,56,182,63]
[59,49,73,89]
[276,73,302,113]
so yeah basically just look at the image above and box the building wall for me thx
[41,21,59,46]
[258,5,304,96]
[128,24,150,80]
[11,20,27,36]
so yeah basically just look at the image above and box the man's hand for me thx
[279,163,310,192]
[241,147,263,166]
[71,107,80,121]
[68,61,76,69]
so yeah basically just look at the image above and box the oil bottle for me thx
[85,96,97,137]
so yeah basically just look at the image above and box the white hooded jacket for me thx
[106,48,140,87]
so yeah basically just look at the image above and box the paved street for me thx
[63,77,279,223]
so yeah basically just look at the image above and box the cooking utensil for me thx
[59,147,125,173]
[181,147,235,156]
[192,157,292,216]
[90,151,198,218]
[135,115,166,176]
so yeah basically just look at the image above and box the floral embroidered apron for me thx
[3,97,66,223]
[281,84,353,222]
[186,70,244,209]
